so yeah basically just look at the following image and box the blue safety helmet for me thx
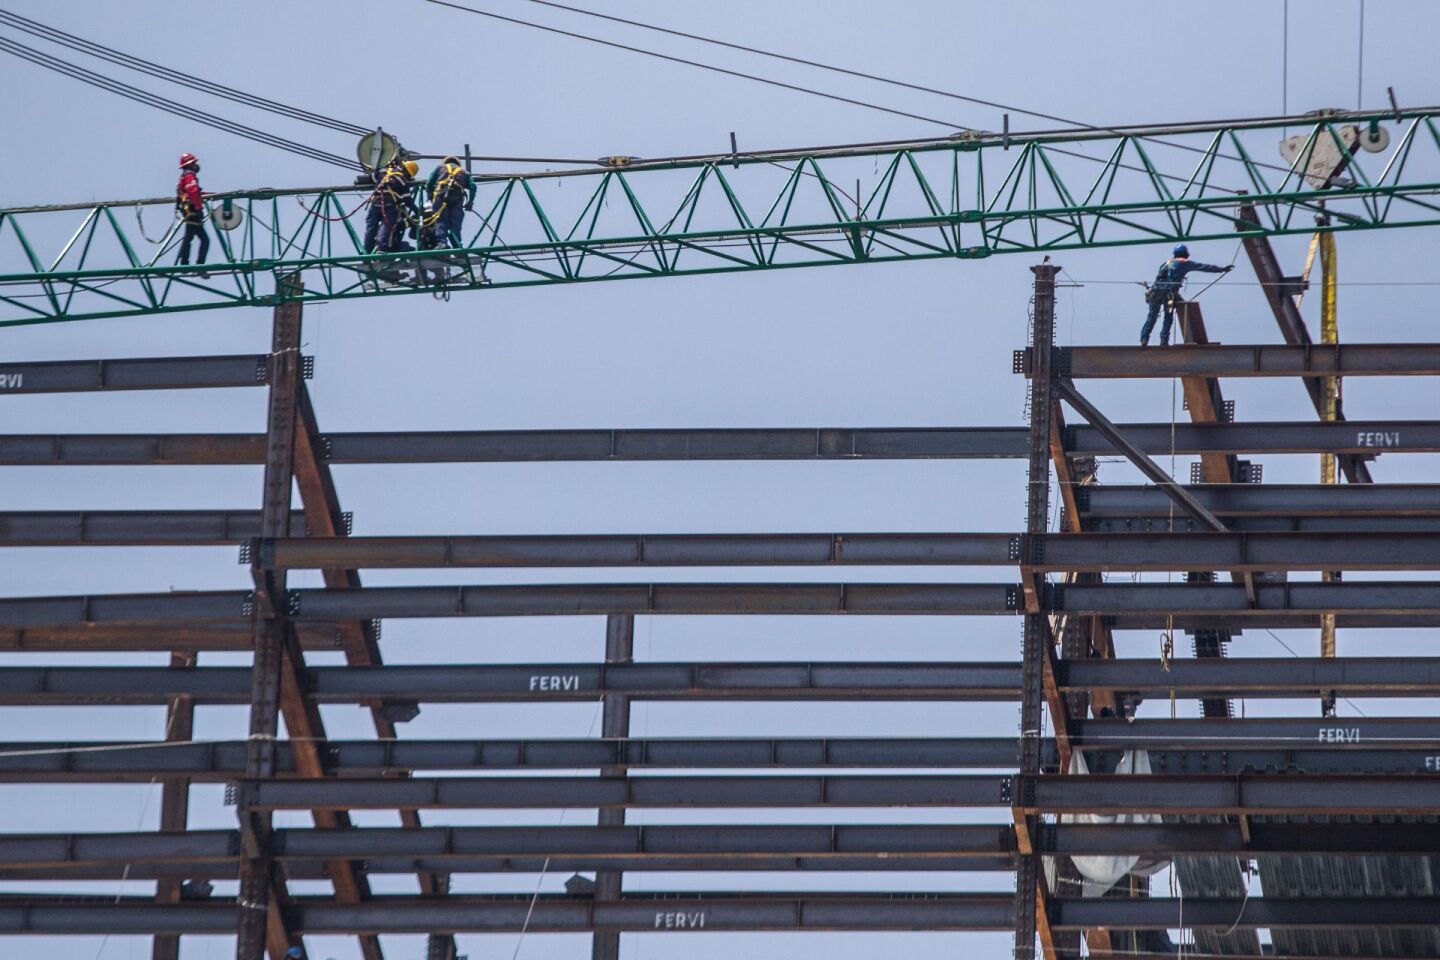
[285,949,303,959]
[1172,243,1189,258]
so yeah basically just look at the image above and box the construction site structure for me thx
[2,109,1440,960]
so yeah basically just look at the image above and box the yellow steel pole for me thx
[1319,231,1338,716]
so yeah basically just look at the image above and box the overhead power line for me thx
[0,34,358,169]
[424,0,1240,192]
[422,0,962,130]
[516,0,1082,128]
[492,0,1299,181]
[0,6,369,136]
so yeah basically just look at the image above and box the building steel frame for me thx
[6,249,1440,960]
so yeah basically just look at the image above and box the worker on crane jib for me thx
[425,155,477,249]
[175,153,209,272]
[1139,244,1233,346]
[364,158,420,256]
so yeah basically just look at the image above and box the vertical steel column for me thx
[1016,263,1059,960]
[236,278,304,960]
[152,650,196,960]
[592,614,635,960]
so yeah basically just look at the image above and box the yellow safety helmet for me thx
[402,160,419,177]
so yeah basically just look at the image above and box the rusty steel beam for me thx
[294,384,454,953]
[0,511,305,546]
[152,651,195,960]
[2,420,1438,464]
[0,622,350,653]
[246,530,1440,573]
[235,280,309,960]
[1238,205,1372,482]
[0,354,296,393]
[1035,343,1440,379]
[593,614,634,960]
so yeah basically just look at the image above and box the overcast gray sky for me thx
[3,1,1440,958]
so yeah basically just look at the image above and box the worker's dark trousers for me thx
[363,203,384,253]
[1140,292,1183,344]
[375,203,406,253]
[436,202,465,248]
[177,220,209,266]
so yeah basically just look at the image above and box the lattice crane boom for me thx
[3,107,1439,325]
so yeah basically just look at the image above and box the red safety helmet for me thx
[179,152,198,169]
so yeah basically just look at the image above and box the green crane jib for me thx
[2,108,1438,325]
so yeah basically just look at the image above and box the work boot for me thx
[1140,337,1149,347]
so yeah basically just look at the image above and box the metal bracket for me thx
[301,355,315,380]
[1012,349,1030,375]
[999,776,1014,804]
[1053,347,1071,376]
[241,592,255,617]
[1005,585,1021,611]
[1008,536,1023,562]
[286,591,301,616]
[1222,399,1236,423]
[237,542,251,565]
[1029,536,1045,565]
[223,782,238,806]
[341,511,354,536]
[253,359,269,383]
[319,436,334,460]
[1190,461,1203,484]
[1238,460,1264,484]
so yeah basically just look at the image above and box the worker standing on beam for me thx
[1139,244,1233,346]
[174,152,209,273]
[425,156,476,249]
[364,158,420,255]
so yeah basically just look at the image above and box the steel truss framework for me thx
[4,108,1440,325]
[7,247,1440,960]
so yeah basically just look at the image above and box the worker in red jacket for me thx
[175,152,209,271]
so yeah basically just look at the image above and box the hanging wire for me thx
[0,35,358,169]
[0,7,369,135]
[505,0,1304,180]
[423,0,1255,193]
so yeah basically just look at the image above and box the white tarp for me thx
[1045,750,1169,897]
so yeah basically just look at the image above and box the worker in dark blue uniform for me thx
[363,159,419,254]
[424,156,476,249]
[1139,244,1233,345]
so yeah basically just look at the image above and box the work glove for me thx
[1223,265,1235,272]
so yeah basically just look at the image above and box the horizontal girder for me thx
[2,420,1436,464]
[9,893,1440,933]
[10,581,1440,628]
[0,662,1020,704]
[245,530,1440,571]
[1031,343,1440,378]
[6,736,1440,780]
[0,354,291,392]
[15,820,1440,877]
[10,656,1440,709]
